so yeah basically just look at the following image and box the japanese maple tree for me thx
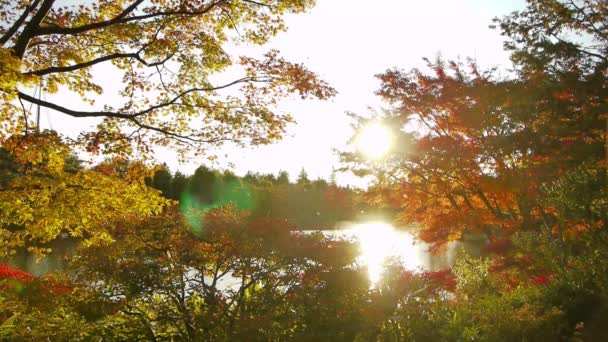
[342,0,608,250]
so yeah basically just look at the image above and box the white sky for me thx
[39,0,526,187]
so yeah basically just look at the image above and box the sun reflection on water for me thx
[348,222,420,287]
[319,222,472,287]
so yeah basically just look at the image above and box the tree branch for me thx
[34,0,225,37]
[242,0,271,7]
[25,49,177,76]
[0,0,43,45]
[17,76,260,119]
[551,33,608,63]
[17,97,29,135]
[17,91,134,119]
[567,0,608,41]
[13,0,56,59]
[128,119,236,144]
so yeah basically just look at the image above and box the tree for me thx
[495,0,608,230]
[495,0,607,72]
[0,207,372,341]
[341,0,607,250]
[243,171,262,185]
[222,169,239,183]
[169,170,188,200]
[189,165,218,205]
[0,0,335,159]
[148,163,172,197]
[296,167,310,186]
[0,132,170,257]
[276,170,290,185]
[0,0,336,258]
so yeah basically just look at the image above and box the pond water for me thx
[315,222,486,287]
[6,222,486,287]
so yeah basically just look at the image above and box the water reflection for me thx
[353,222,417,285]
[323,222,483,287]
[6,222,484,289]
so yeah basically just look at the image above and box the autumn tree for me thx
[342,0,608,250]
[0,132,170,257]
[0,207,373,341]
[0,0,335,158]
[0,0,335,256]
[496,0,608,235]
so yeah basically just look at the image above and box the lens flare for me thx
[180,180,254,236]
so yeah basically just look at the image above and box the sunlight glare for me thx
[356,124,392,159]
[352,222,419,287]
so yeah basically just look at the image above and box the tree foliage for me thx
[3,1,608,340]
[4,210,608,340]
[342,0,608,250]
[0,0,335,158]
[0,0,336,259]
[0,131,170,258]
[1,207,374,341]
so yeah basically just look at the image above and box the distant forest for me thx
[146,165,386,229]
[0,145,389,230]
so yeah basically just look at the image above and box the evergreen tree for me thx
[151,165,172,198]
[297,168,310,186]
[277,170,290,185]
[169,172,188,201]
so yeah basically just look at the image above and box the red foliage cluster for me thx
[421,269,457,291]
[552,89,577,101]
[532,274,553,285]
[45,283,74,294]
[531,155,549,163]
[40,275,74,295]
[324,185,353,209]
[421,269,451,280]
[489,260,508,273]
[482,238,513,254]
[561,137,576,145]
[0,263,33,284]
[401,270,415,284]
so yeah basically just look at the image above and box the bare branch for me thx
[242,0,272,7]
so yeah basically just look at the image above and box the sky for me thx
[218,0,526,186]
[39,0,527,187]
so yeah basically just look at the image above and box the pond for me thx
[314,221,486,287]
[6,221,486,287]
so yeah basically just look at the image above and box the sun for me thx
[356,123,392,159]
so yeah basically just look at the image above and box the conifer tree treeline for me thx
[146,165,371,229]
